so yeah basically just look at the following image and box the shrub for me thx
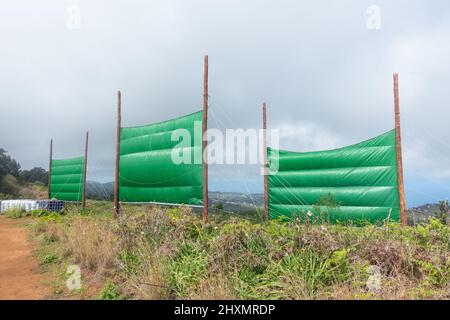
[128,246,172,299]
[4,208,28,219]
[437,200,448,225]
[169,243,208,298]
[98,280,123,300]
[41,254,60,265]
[31,209,49,217]
[0,174,21,196]
[415,259,449,288]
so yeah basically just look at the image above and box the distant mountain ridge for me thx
[86,181,446,218]
[86,181,114,200]
[86,181,263,211]
[407,203,448,224]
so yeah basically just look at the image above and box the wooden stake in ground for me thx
[393,73,407,225]
[203,55,209,223]
[262,103,269,223]
[81,131,89,209]
[48,139,53,199]
[114,91,121,218]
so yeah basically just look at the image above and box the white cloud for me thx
[278,122,342,152]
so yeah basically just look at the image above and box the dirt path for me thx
[0,216,47,299]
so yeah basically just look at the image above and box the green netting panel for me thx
[267,129,400,223]
[50,156,85,201]
[119,110,203,205]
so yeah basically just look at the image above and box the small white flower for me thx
[306,211,312,217]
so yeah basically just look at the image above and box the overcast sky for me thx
[0,0,449,206]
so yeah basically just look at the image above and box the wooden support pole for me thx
[393,73,407,225]
[202,55,209,223]
[81,131,89,209]
[114,90,121,218]
[262,103,269,223]
[48,139,53,199]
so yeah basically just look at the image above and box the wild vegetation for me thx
[4,202,449,300]
[0,148,48,199]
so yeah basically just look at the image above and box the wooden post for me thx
[393,73,407,225]
[81,131,89,209]
[262,103,269,223]
[202,55,209,223]
[48,139,53,199]
[114,91,121,218]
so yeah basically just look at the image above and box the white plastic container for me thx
[0,199,40,213]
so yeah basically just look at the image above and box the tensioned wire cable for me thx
[211,99,401,224]
[209,97,313,206]
[81,156,112,202]
[273,129,446,219]
[87,176,111,202]
[209,102,316,222]
[208,97,314,215]
[403,130,450,194]
[404,130,450,165]
[414,127,450,151]
[50,158,84,202]
[269,173,311,206]
[208,97,448,220]
[117,110,204,208]
[208,101,261,214]
[266,129,404,222]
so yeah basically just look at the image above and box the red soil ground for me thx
[0,217,47,299]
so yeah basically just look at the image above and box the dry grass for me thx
[126,244,172,300]
[189,275,236,300]
[61,217,118,274]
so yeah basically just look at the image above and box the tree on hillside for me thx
[0,148,22,196]
[438,200,449,225]
[0,148,21,178]
[20,167,48,185]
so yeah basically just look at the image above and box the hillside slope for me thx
[0,174,47,200]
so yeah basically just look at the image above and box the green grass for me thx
[41,254,60,265]
[98,280,123,300]
[4,208,29,219]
